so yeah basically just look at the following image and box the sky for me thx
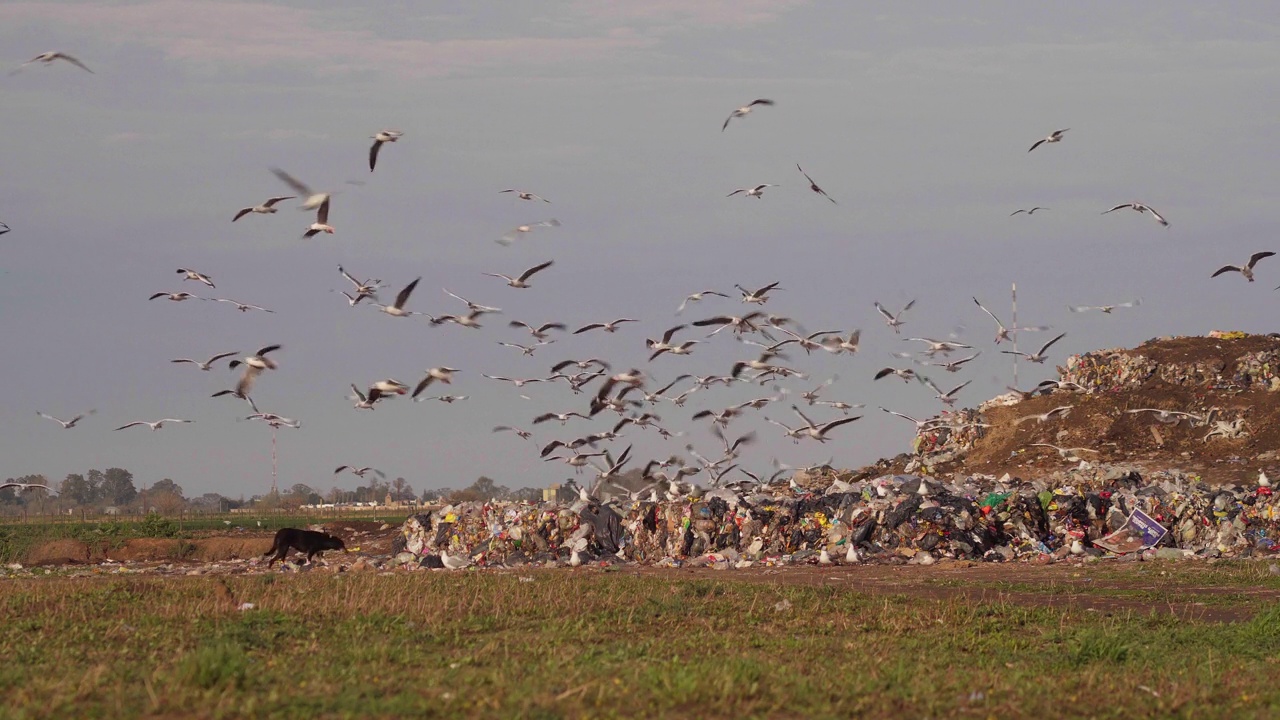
[2,1,1278,499]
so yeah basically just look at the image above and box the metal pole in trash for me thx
[1011,282,1019,389]
[270,424,278,496]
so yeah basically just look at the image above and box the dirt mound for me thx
[24,539,94,565]
[898,334,1280,483]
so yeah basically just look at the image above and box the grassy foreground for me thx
[2,566,1279,719]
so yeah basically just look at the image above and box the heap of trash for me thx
[385,462,1280,570]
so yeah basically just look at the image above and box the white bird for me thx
[1000,332,1066,363]
[0,481,52,491]
[270,168,330,211]
[431,309,493,329]
[879,407,945,432]
[533,411,590,426]
[574,318,638,335]
[492,425,534,441]
[1259,471,1271,488]
[338,265,383,303]
[232,196,295,222]
[736,281,782,304]
[500,189,551,203]
[14,52,93,74]
[1068,301,1140,314]
[1125,408,1206,425]
[439,548,472,570]
[788,405,862,443]
[874,367,916,382]
[176,268,215,289]
[918,376,972,406]
[350,384,393,410]
[505,320,557,338]
[484,260,554,288]
[442,288,502,315]
[821,331,861,355]
[334,465,385,478]
[1212,252,1275,282]
[905,337,973,357]
[484,374,546,388]
[796,164,837,204]
[230,345,282,372]
[302,198,334,238]
[1102,202,1169,227]
[722,98,775,131]
[972,296,1049,344]
[209,298,275,313]
[874,300,915,335]
[919,352,981,373]
[412,367,459,398]
[171,351,238,371]
[370,379,410,396]
[245,412,300,429]
[727,184,777,199]
[1027,128,1068,152]
[368,130,402,172]
[498,218,560,246]
[114,419,193,431]
[1030,443,1099,461]
[149,291,201,302]
[676,290,730,315]
[496,341,551,357]
[375,277,422,317]
[1010,207,1047,216]
[36,409,95,429]
[1014,406,1073,425]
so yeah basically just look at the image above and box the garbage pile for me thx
[1056,339,1280,394]
[384,463,1280,569]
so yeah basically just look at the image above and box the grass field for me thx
[2,562,1279,718]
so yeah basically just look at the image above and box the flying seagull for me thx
[270,168,330,211]
[176,268,215,289]
[0,222,9,236]
[13,52,93,74]
[736,281,782,304]
[727,184,777,199]
[973,296,1048,344]
[1028,128,1069,153]
[874,300,915,335]
[0,481,51,492]
[1102,202,1169,227]
[498,219,560,246]
[1010,207,1047,216]
[1211,252,1275,282]
[722,99,774,131]
[1000,332,1066,363]
[1068,300,1140,314]
[676,290,729,316]
[36,410,95,429]
[232,196,295,222]
[170,350,238,371]
[375,277,422,317]
[500,190,551,203]
[796,164,837,203]
[334,465,385,478]
[368,130,402,172]
[149,291,201,302]
[411,367,459,398]
[484,260,554,289]
[114,419,193,431]
[209,298,274,313]
[302,197,333,238]
[574,318,638,335]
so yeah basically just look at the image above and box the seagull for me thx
[919,352,981,373]
[691,312,767,336]
[1010,207,1047,216]
[972,296,1049,344]
[507,320,562,340]
[411,367,459,398]
[176,268,215,289]
[209,298,275,313]
[442,288,502,315]
[814,400,862,414]
[905,337,973,357]
[0,481,52,491]
[114,419,193,431]
[245,412,300,429]
[439,548,472,570]
[334,465,385,478]
[918,376,972,406]
[374,277,422,317]
[1102,202,1169,227]
[301,197,335,238]
[821,331,861,355]
[484,260,554,289]
[722,99,774,131]
[0,222,9,235]
[171,351,238,371]
[676,290,730,316]
[1212,252,1275,282]
[766,406,860,444]
[874,367,917,382]
[736,281,782,304]
[646,324,690,359]
[796,164,837,204]
[496,341,552,357]
[14,52,93,74]
[1068,301,1140,314]
[498,219,560,246]
[229,345,282,372]
[368,130,402,172]
[483,374,547,388]
[492,425,534,441]
[270,168,330,211]
[1027,128,1069,152]
[1125,408,1206,425]
[211,385,260,414]
[233,195,296,222]
[880,407,946,432]
[370,379,410,397]
[500,189,551,203]
[574,318,638,335]
[874,300,915,335]
[337,265,382,304]
[349,384,392,410]
[533,411,590,426]
[1030,443,1099,461]
[1001,332,1066,363]
[149,291,201,302]
[36,409,95,429]
[727,184,777,199]
[1014,406,1073,425]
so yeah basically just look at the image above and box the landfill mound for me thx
[896,333,1280,484]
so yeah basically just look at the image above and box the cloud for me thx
[0,1,659,78]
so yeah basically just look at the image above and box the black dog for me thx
[263,528,347,567]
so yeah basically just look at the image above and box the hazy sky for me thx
[2,1,1278,499]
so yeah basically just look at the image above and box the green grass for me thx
[1,569,1279,718]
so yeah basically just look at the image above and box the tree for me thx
[60,473,95,505]
[391,477,414,501]
[149,491,186,514]
[100,468,137,506]
[289,483,314,497]
[148,478,185,499]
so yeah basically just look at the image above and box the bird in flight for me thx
[13,51,93,74]
[727,184,777,199]
[1102,202,1169,227]
[484,260,554,289]
[176,268,216,289]
[114,418,194,431]
[1010,207,1047,216]
[232,196,294,222]
[500,190,551,203]
[1068,300,1140,314]
[1027,128,1068,152]
[1212,252,1275,282]
[375,277,422,317]
[796,164,837,204]
[368,130,402,172]
[270,168,330,211]
[1001,332,1067,364]
[36,410,95,429]
[171,350,238,371]
[874,300,915,335]
[722,99,775,131]
[498,219,560,246]
[302,197,334,238]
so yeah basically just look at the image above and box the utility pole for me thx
[1011,282,1019,389]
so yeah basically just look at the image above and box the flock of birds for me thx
[8,50,1273,504]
